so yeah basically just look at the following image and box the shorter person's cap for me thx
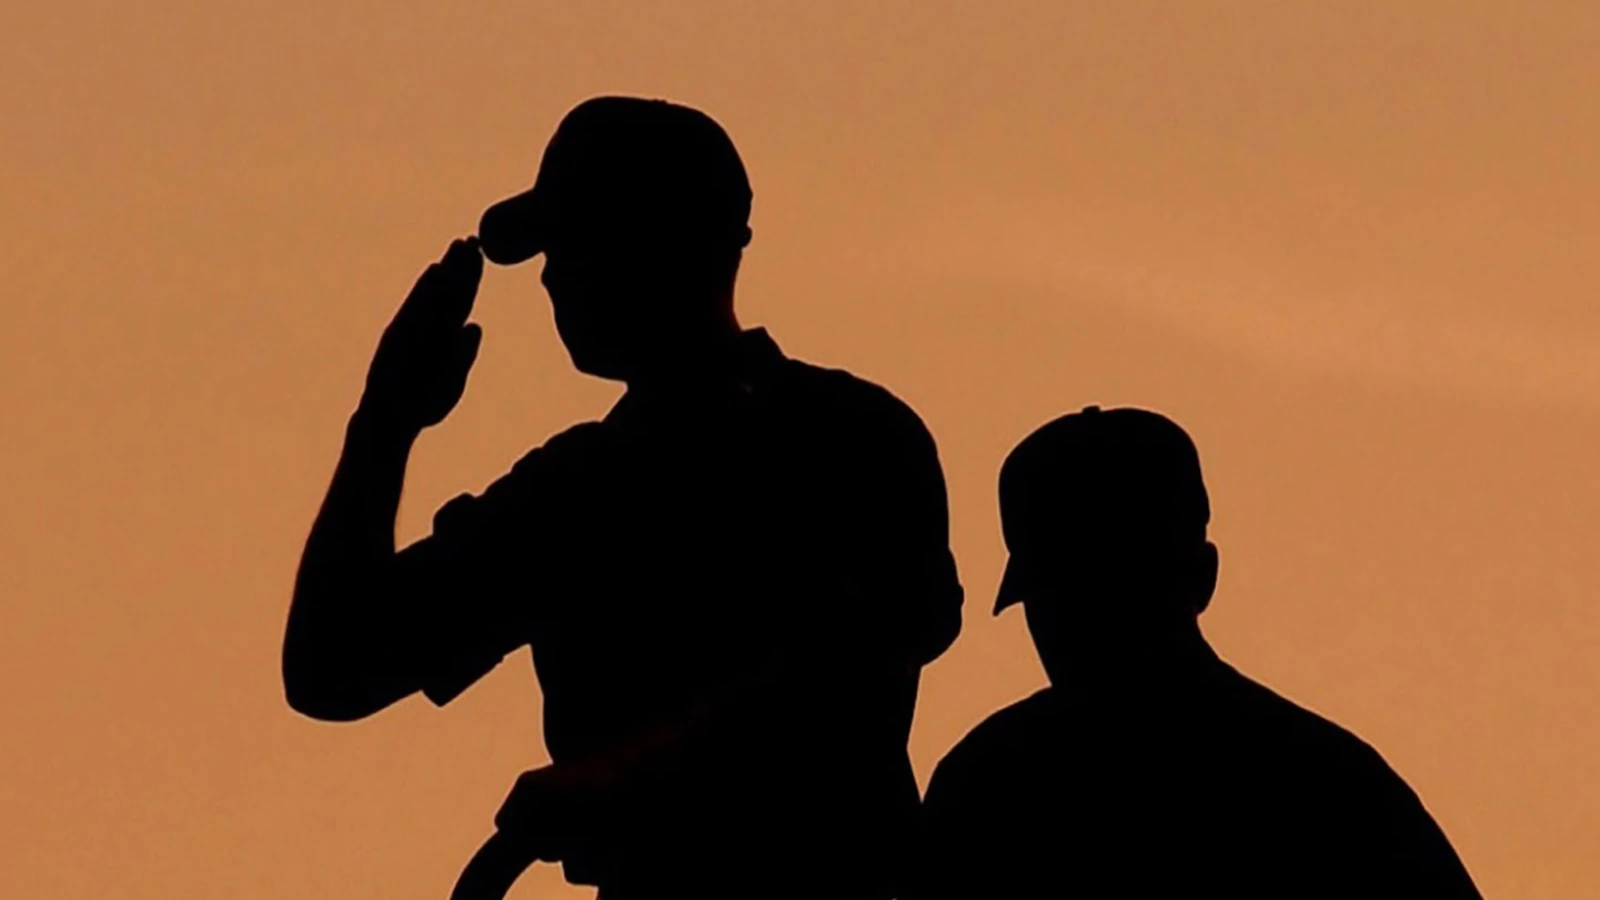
[993,406,1210,614]
[478,96,753,266]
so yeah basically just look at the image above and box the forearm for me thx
[283,237,486,719]
[309,407,417,564]
[283,407,421,718]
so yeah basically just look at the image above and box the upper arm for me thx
[834,383,965,665]
[1335,746,1483,898]
[400,425,603,705]
[1372,771,1482,897]
[393,434,596,707]
[387,490,527,708]
[284,488,521,720]
[289,446,562,719]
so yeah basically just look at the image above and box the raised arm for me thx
[283,237,485,721]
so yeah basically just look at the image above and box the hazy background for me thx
[4,2,1598,896]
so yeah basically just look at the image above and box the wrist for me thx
[348,402,422,448]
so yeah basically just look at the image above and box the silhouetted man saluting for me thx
[283,97,963,900]
[911,406,1480,899]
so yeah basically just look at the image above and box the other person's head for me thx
[995,406,1218,684]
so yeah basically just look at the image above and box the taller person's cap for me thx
[478,96,753,265]
[994,406,1212,614]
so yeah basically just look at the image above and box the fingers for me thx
[439,236,484,320]
[449,323,484,388]
[398,236,483,327]
[459,322,484,368]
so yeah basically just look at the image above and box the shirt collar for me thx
[605,327,787,424]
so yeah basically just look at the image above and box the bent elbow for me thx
[281,664,338,722]
[282,572,415,721]
[281,642,378,723]
[283,676,377,723]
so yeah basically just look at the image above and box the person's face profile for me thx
[538,214,693,379]
[1020,548,1147,679]
[540,235,653,381]
[539,217,740,382]
[1018,537,1217,684]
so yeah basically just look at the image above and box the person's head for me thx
[478,96,753,381]
[994,406,1219,685]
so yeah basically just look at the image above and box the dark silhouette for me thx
[282,97,963,900]
[910,406,1481,899]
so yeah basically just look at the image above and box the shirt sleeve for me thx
[389,439,574,707]
[841,385,965,667]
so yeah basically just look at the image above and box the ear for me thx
[1192,541,1219,616]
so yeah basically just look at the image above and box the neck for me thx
[624,311,745,391]
[1055,621,1220,703]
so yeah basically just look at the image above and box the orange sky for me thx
[3,3,1598,897]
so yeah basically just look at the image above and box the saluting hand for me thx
[359,236,485,435]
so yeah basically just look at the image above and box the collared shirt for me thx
[391,328,963,897]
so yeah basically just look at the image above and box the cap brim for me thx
[993,556,1027,615]
[478,188,545,266]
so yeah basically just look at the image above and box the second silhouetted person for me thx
[911,406,1481,899]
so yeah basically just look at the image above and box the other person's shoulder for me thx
[928,689,1063,801]
[1224,667,1409,786]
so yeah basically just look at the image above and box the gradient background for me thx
[4,2,1598,897]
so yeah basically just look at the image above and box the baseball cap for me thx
[993,406,1211,614]
[478,96,753,266]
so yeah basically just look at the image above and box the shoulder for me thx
[1221,668,1476,888]
[507,420,609,475]
[774,357,936,448]
[1221,667,1411,789]
[928,689,1061,804]
[430,420,609,533]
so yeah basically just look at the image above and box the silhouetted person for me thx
[911,406,1481,899]
[282,96,963,900]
